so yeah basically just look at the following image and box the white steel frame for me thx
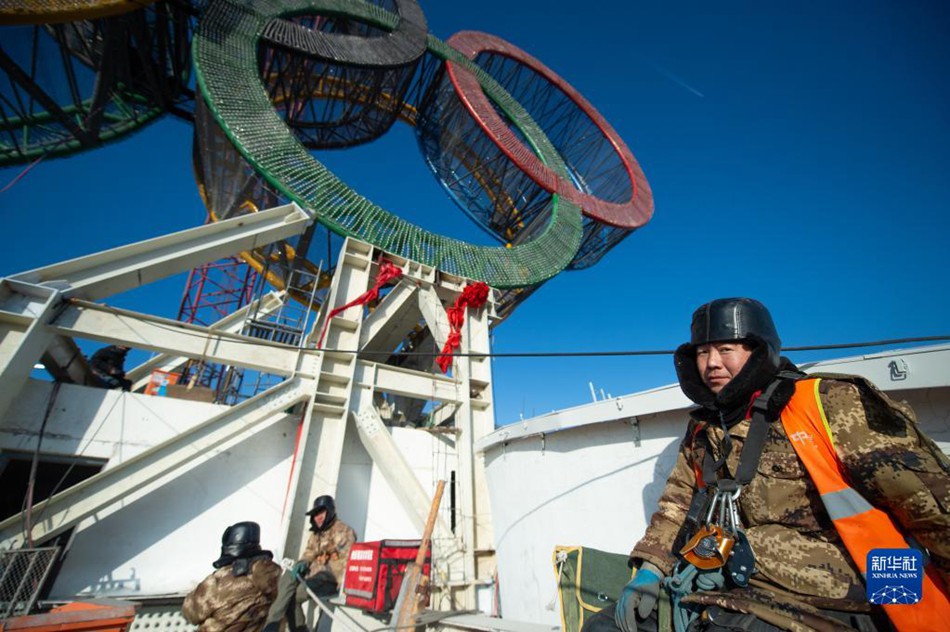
[0,204,496,609]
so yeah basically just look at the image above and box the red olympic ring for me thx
[446,31,653,230]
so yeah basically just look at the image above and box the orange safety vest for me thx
[780,377,950,632]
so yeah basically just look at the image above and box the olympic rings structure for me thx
[2,0,653,306]
[0,0,199,161]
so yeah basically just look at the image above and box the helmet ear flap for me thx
[674,342,716,408]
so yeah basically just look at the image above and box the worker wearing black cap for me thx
[263,495,356,632]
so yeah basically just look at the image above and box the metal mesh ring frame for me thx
[193,0,583,288]
[446,31,653,231]
[0,0,158,25]
[260,0,426,67]
[258,0,427,148]
[414,60,561,248]
[0,10,172,165]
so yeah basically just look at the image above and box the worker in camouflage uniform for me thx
[88,344,132,391]
[263,495,357,632]
[584,298,950,632]
[182,521,280,632]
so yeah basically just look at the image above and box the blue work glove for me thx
[293,560,310,577]
[614,561,663,632]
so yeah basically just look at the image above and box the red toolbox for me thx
[343,539,431,614]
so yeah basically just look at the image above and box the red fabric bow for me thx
[436,282,490,374]
[316,261,404,349]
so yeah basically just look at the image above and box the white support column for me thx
[0,378,310,550]
[452,326,477,609]
[359,279,419,353]
[417,285,450,349]
[441,287,496,609]
[282,239,374,558]
[466,291,497,596]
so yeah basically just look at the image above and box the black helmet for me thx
[306,495,337,533]
[674,298,782,411]
[688,298,780,363]
[212,521,263,568]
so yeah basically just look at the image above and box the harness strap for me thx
[689,423,707,489]
[701,371,803,489]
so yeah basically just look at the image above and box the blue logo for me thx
[866,548,923,605]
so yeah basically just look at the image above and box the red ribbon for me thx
[316,261,404,349]
[436,282,490,373]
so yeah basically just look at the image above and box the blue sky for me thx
[1,0,948,424]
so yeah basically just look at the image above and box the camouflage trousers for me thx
[264,571,339,632]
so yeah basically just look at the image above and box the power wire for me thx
[23,382,61,548]
[388,334,950,358]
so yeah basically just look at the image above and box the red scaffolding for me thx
[175,256,258,402]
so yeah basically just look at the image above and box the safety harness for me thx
[665,370,803,631]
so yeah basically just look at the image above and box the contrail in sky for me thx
[648,60,705,98]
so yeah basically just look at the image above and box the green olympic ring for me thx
[193,0,583,288]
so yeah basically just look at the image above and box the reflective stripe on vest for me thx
[780,378,950,632]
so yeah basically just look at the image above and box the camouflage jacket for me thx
[631,377,950,618]
[301,518,356,583]
[182,557,281,632]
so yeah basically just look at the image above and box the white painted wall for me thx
[54,418,298,597]
[360,427,444,542]
[896,387,950,452]
[1,380,231,461]
[483,412,684,626]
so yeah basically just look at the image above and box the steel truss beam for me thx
[48,300,306,376]
[8,203,312,301]
[126,291,286,391]
[0,378,309,550]
[0,203,312,420]
[0,45,96,147]
[0,280,60,424]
